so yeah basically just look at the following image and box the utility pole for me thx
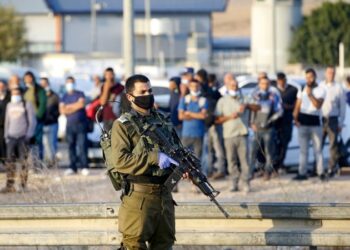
[271,0,277,74]
[145,0,152,63]
[90,0,97,52]
[123,0,135,77]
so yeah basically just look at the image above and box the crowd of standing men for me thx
[0,68,124,193]
[0,65,349,193]
[168,66,349,192]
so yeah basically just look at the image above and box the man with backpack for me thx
[109,74,183,249]
[1,87,36,193]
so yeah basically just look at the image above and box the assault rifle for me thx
[128,115,230,219]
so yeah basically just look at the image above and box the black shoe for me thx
[230,186,239,192]
[308,170,317,177]
[319,173,328,182]
[293,174,308,181]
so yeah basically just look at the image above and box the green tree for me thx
[290,1,350,66]
[0,6,26,62]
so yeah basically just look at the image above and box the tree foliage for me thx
[0,6,26,62]
[290,1,350,66]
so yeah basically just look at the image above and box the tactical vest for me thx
[101,110,180,191]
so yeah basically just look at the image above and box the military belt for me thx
[127,175,169,185]
[130,183,168,195]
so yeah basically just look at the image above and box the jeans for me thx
[66,122,88,172]
[275,121,293,169]
[224,135,250,187]
[182,137,203,161]
[298,125,324,176]
[43,123,58,162]
[6,137,29,188]
[207,125,226,175]
[322,117,339,172]
[250,129,274,174]
[33,122,44,160]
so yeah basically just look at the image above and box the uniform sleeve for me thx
[36,88,47,120]
[110,120,159,175]
[178,97,185,111]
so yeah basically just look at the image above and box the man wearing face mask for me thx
[60,76,89,176]
[215,76,250,192]
[23,71,47,162]
[2,88,36,193]
[178,79,208,159]
[40,78,60,167]
[110,74,183,250]
[179,67,194,97]
[250,76,282,181]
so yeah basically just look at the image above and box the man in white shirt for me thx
[320,66,346,177]
[293,68,326,181]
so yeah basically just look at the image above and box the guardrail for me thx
[0,202,350,247]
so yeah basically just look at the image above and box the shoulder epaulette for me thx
[117,113,130,124]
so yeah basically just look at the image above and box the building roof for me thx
[0,0,51,14]
[44,0,228,14]
[212,37,251,51]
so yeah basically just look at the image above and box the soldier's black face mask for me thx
[131,94,155,110]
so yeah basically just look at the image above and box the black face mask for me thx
[132,94,155,110]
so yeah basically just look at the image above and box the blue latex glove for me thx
[158,152,179,169]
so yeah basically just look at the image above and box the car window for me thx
[241,82,257,89]
[152,86,170,95]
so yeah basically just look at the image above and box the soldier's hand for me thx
[158,152,179,169]
[182,172,190,180]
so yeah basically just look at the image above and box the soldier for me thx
[111,74,184,250]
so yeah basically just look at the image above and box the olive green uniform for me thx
[111,109,179,250]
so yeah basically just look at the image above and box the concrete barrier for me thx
[0,202,350,247]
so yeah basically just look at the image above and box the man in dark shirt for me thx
[274,72,298,171]
[60,76,89,176]
[0,81,11,167]
[40,78,60,167]
[168,77,182,135]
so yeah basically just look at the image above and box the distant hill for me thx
[212,0,344,37]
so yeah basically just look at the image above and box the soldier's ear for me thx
[126,93,134,102]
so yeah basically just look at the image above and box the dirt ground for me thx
[1,166,350,204]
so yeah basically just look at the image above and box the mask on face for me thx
[45,87,50,92]
[212,86,217,91]
[132,94,155,110]
[228,90,238,97]
[190,91,201,97]
[11,95,22,103]
[182,79,189,85]
[65,83,75,92]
